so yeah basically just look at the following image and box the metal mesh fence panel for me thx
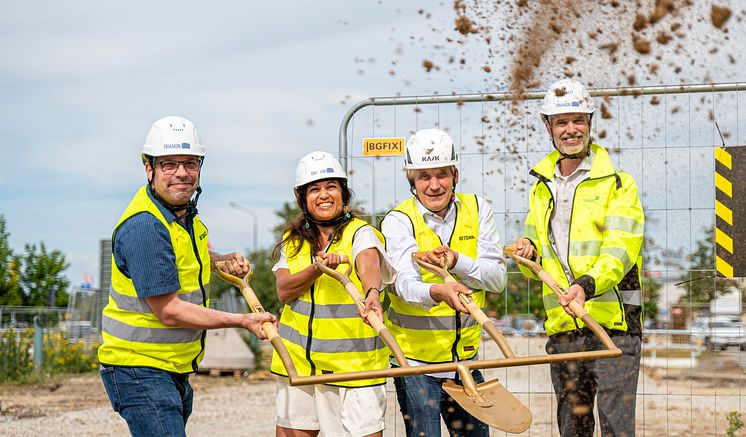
[340,83,746,436]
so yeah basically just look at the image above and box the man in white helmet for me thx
[98,116,277,437]
[381,128,506,436]
[512,79,644,437]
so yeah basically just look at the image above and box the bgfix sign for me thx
[362,137,405,157]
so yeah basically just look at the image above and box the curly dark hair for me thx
[272,178,356,260]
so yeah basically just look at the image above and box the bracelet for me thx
[365,287,381,298]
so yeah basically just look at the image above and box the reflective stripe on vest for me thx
[385,193,484,363]
[387,307,476,331]
[108,285,204,313]
[270,218,389,387]
[278,323,383,354]
[97,185,210,374]
[288,299,360,319]
[102,315,203,343]
[543,288,641,310]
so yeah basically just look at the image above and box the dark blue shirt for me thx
[113,186,193,298]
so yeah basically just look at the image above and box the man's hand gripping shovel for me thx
[214,259,297,378]
[313,255,409,368]
[412,251,532,433]
[503,245,621,352]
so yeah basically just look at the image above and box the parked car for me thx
[689,316,746,350]
[513,315,543,337]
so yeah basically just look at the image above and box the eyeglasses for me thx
[157,159,202,175]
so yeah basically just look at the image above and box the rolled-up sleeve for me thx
[381,212,439,309]
[449,197,507,293]
[351,226,397,285]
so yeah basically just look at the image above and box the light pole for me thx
[229,201,258,252]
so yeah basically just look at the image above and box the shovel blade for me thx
[443,379,532,433]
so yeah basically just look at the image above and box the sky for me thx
[1,1,745,291]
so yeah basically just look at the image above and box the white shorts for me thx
[275,377,386,437]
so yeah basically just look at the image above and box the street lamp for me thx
[229,201,258,252]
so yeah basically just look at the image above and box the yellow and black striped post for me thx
[715,146,746,277]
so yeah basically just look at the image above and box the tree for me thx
[245,248,281,315]
[488,260,545,319]
[641,235,664,322]
[0,216,22,305]
[676,226,734,307]
[18,242,70,307]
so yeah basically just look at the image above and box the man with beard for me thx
[512,79,644,437]
[98,116,276,437]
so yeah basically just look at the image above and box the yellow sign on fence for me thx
[362,137,405,156]
[715,146,746,277]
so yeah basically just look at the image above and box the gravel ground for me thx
[1,338,744,436]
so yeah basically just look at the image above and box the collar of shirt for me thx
[554,149,594,181]
[146,185,179,224]
[414,193,462,222]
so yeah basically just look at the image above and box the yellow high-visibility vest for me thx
[98,185,211,373]
[521,144,644,336]
[270,218,389,387]
[385,193,484,363]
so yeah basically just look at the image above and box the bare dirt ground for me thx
[0,338,744,436]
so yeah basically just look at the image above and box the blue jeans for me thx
[393,369,489,437]
[99,364,193,437]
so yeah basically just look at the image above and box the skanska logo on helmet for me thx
[555,102,581,108]
[309,168,335,177]
[162,143,191,149]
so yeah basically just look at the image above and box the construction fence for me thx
[339,82,746,436]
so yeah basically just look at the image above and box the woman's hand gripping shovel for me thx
[313,255,409,368]
[412,251,532,433]
[214,259,297,378]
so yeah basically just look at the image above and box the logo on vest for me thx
[199,231,207,240]
[459,235,475,241]
[463,345,475,352]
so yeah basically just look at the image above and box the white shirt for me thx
[381,195,506,309]
[381,194,506,377]
[272,225,396,286]
[547,151,593,284]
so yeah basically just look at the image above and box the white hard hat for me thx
[142,116,205,158]
[539,79,595,118]
[404,128,458,170]
[294,151,347,188]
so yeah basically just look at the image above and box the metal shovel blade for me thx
[443,378,533,433]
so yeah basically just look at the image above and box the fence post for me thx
[33,315,43,371]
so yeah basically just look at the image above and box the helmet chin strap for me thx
[555,146,589,160]
[306,211,351,228]
[147,164,202,220]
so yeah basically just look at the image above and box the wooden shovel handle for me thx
[412,252,515,358]
[215,260,297,377]
[503,245,617,351]
[315,255,409,367]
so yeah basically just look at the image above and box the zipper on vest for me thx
[565,174,617,331]
[187,218,207,373]
[305,285,317,375]
[613,286,626,327]
[540,180,582,331]
[451,312,462,362]
[305,252,317,374]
